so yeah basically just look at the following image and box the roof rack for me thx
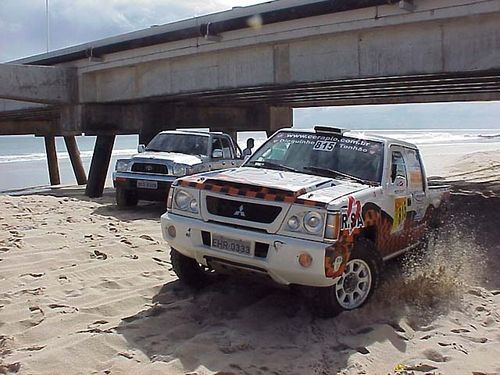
[314,126,346,135]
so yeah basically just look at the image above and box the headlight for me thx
[304,211,323,234]
[284,210,325,236]
[115,159,130,172]
[172,164,190,176]
[287,215,301,231]
[173,189,198,213]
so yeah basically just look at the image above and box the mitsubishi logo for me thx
[233,205,246,217]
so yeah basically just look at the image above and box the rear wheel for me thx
[312,240,381,318]
[170,248,210,288]
[116,188,138,208]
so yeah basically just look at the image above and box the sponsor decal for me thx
[325,199,435,279]
[410,170,423,187]
[333,256,343,272]
[275,132,381,154]
[340,196,364,234]
[392,197,407,232]
[313,140,337,151]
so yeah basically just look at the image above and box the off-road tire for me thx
[312,239,381,318]
[116,188,138,208]
[170,248,209,288]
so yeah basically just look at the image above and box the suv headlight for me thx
[172,164,191,177]
[304,211,323,234]
[173,189,198,213]
[115,159,131,172]
[284,210,325,236]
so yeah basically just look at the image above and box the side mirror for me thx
[389,176,407,195]
[212,149,223,159]
[137,144,146,153]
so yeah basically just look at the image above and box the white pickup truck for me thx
[113,130,243,207]
[161,127,449,317]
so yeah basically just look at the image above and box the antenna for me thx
[45,0,50,53]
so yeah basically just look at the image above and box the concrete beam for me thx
[78,10,500,104]
[80,103,288,140]
[0,120,54,136]
[0,64,77,105]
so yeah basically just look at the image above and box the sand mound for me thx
[0,190,499,374]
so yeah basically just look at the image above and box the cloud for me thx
[0,0,267,62]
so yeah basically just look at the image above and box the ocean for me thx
[0,129,498,192]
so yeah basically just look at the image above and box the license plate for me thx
[137,180,158,189]
[211,234,251,256]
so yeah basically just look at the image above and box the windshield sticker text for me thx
[313,141,337,151]
[276,132,378,153]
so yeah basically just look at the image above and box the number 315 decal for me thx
[313,141,337,151]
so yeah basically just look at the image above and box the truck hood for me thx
[178,167,369,206]
[131,151,204,166]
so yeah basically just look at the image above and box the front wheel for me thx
[170,248,210,288]
[312,240,381,318]
[116,188,138,208]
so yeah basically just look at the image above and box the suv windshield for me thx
[146,133,209,156]
[246,131,384,184]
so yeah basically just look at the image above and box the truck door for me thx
[210,136,235,170]
[220,136,239,168]
[388,146,410,237]
[404,148,427,221]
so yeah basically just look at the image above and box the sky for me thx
[0,0,499,129]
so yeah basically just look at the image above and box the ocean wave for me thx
[354,130,500,144]
[0,149,136,164]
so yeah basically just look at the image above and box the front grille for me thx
[131,163,168,174]
[206,196,282,224]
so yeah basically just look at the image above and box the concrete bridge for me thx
[1,0,499,196]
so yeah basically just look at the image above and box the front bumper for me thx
[113,171,176,202]
[161,211,338,287]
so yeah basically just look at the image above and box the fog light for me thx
[167,225,176,238]
[298,252,313,268]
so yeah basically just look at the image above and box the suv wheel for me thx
[170,248,210,288]
[116,188,138,208]
[313,239,381,318]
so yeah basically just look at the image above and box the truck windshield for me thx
[246,131,384,184]
[146,133,209,156]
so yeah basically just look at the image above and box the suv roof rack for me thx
[314,126,346,135]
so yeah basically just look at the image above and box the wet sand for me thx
[0,149,499,375]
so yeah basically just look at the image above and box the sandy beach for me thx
[1,146,499,375]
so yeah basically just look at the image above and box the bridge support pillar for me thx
[85,135,115,198]
[266,106,292,136]
[44,136,61,186]
[64,136,87,185]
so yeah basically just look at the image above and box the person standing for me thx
[242,138,255,157]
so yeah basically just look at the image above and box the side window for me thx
[220,137,233,159]
[391,151,407,183]
[212,137,223,158]
[404,148,425,191]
